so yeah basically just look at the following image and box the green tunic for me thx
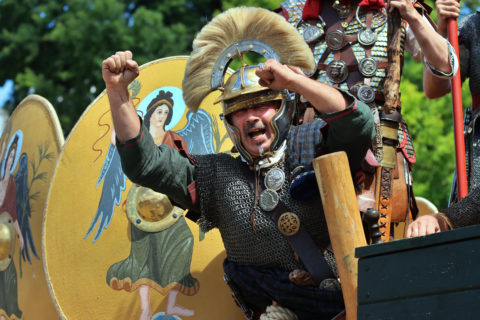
[117,97,375,211]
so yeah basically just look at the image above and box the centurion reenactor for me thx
[280,0,458,241]
[102,7,376,320]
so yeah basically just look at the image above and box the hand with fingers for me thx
[102,50,139,92]
[406,214,445,238]
[386,0,419,23]
[102,50,142,142]
[255,59,306,92]
[435,0,461,37]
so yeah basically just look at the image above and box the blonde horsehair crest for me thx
[182,6,315,112]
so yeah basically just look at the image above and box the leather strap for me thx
[321,5,363,89]
[271,201,335,284]
[375,165,393,241]
[240,160,334,285]
[317,61,388,71]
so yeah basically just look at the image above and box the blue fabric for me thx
[287,120,326,200]
[223,259,344,320]
[287,119,326,170]
[290,168,320,200]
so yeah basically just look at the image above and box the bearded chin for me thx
[257,143,264,156]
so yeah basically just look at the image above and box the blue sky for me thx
[0,80,13,108]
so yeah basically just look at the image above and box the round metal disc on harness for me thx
[326,60,349,84]
[357,84,375,103]
[264,167,285,191]
[259,189,280,211]
[277,212,301,236]
[303,25,325,44]
[326,30,346,51]
[358,28,377,46]
[358,57,378,77]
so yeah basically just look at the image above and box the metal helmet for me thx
[219,64,296,164]
[182,7,315,163]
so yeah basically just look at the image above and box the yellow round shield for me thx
[0,95,63,320]
[43,56,244,320]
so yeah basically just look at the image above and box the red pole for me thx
[447,17,468,200]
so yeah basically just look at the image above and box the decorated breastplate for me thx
[282,0,389,103]
[193,153,330,272]
[282,0,417,167]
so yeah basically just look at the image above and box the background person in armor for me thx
[406,184,480,237]
[102,8,375,320]
[280,0,458,241]
[406,4,480,238]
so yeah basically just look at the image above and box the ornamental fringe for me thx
[182,6,315,112]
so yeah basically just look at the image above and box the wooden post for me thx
[313,151,367,320]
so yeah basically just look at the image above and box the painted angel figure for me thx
[0,131,37,320]
[86,89,223,320]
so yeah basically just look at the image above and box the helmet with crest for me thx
[182,7,315,164]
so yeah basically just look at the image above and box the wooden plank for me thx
[355,224,480,259]
[357,236,480,303]
[358,288,480,319]
[313,152,367,320]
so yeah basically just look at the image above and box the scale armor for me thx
[281,0,416,164]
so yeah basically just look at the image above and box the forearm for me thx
[107,87,141,142]
[117,125,196,209]
[256,60,351,113]
[408,14,452,74]
[423,67,452,99]
[441,185,480,228]
[288,75,351,113]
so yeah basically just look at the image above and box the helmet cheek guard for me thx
[182,7,315,164]
[221,65,297,165]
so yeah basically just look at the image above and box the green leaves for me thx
[0,0,222,133]
[401,55,473,209]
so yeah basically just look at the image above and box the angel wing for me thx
[84,143,126,242]
[14,152,39,264]
[176,109,215,155]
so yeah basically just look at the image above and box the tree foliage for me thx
[0,0,221,134]
[1,0,479,208]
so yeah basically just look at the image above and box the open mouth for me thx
[248,127,266,139]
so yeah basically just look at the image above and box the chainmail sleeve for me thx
[192,153,220,233]
[458,12,480,95]
[442,185,480,228]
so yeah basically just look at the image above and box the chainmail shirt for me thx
[458,11,480,96]
[194,146,330,272]
[443,185,480,228]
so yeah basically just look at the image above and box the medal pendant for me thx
[326,30,346,51]
[259,189,279,211]
[303,25,325,44]
[357,84,375,104]
[359,57,378,78]
[326,60,349,84]
[264,167,285,191]
[358,28,377,46]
